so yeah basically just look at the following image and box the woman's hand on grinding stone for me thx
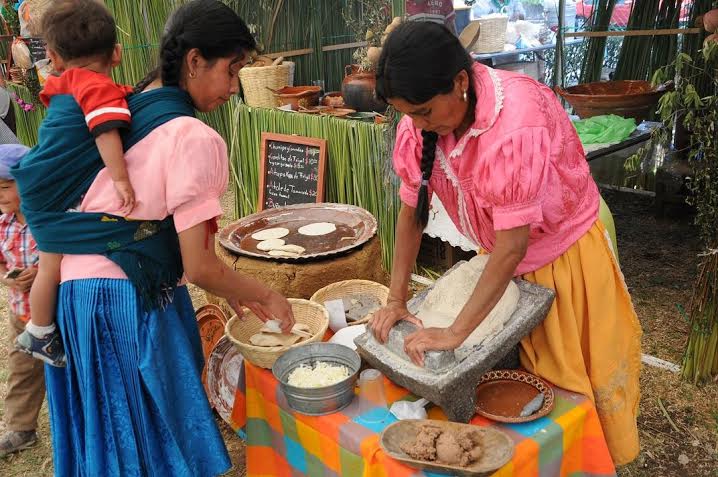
[369,299,423,344]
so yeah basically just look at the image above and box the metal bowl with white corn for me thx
[272,342,361,416]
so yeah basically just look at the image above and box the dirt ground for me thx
[1,189,717,476]
[601,189,718,477]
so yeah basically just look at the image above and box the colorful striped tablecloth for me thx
[230,361,616,477]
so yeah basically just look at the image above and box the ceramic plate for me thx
[475,370,555,423]
[197,304,228,395]
[206,337,244,424]
[218,203,377,261]
[327,324,367,350]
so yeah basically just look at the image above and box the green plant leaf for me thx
[702,39,718,63]
[651,68,666,87]
[658,91,677,122]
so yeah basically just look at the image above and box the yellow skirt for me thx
[521,220,642,466]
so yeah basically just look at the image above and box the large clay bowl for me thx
[555,80,672,123]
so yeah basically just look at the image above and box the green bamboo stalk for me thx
[579,0,617,84]
[5,83,46,146]
[614,0,682,81]
[682,252,718,383]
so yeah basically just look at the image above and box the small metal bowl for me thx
[272,342,361,416]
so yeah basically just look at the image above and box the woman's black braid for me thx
[415,130,439,227]
[160,34,184,87]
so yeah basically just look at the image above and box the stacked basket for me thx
[239,62,292,108]
[472,15,509,54]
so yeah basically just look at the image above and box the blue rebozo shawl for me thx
[11,87,196,309]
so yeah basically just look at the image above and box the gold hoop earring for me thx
[462,90,468,102]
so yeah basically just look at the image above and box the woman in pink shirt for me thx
[41,2,294,476]
[369,22,641,466]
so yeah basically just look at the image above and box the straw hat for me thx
[459,21,482,51]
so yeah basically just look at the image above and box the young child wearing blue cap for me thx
[0,144,45,457]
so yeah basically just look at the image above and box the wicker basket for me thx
[310,280,389,326]
[224,298,329,369]
[9,66,26,85]
[473,15,508,54]
[239,63,291,108]
[20,0,54,37]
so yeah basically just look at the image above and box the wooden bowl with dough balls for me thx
[224,298,329,369]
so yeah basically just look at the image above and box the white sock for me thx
[25,322,56,339]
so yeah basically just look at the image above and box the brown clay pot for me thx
[703,9,718,33]
[341,65,388,113]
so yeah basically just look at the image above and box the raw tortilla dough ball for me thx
[435,431,463,465]
[256,238,286,251]
[400,425,442,461]
[251,227,289,241]
[298,222,337,236]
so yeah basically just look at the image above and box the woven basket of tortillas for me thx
[225,298,329,369]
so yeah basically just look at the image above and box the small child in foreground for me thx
[15,0,135,366]
[0,144,45,457]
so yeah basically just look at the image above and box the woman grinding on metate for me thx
[369,21,642,466]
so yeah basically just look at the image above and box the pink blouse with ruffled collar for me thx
[393,63,599,275]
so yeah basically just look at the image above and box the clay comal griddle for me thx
[219,203,378,261]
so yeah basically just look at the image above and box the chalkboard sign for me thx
[25,38,47,64]
[258,132,327,210]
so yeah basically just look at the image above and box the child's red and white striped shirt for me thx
[40,68,134,137]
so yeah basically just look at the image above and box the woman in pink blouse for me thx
[369,22,641,466]
[42,2,294,476]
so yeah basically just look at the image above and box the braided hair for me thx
[376,21,476,228]
[135,0,256,93]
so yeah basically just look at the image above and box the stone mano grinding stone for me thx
[354,261,555,423]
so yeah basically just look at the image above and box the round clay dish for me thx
[206,337,244,424]
[197,304,228,394]
[475,370,555,423]
[218,203,377,262]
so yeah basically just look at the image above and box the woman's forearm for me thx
[450,226,529,338]
[388,204,424,303]
[189,258,272,304]
[179,222,272,303]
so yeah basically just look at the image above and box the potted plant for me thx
[651,33,718,383]
[341,0,398,112]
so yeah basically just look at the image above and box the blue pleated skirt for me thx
[45,279,232,477]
